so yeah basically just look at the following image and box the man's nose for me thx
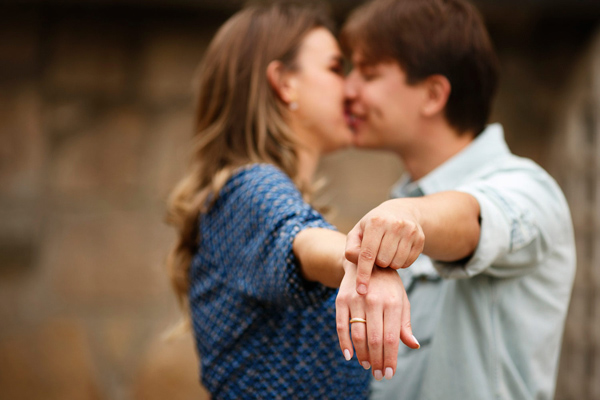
[344,70,358,100]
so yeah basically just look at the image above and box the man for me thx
[336,0,576,399]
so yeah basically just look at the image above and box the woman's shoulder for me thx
[226,163,298,196]
[208,162,309,229]
[233,163,292,182]
[210,163,302,213]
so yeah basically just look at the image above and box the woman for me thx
[166,2,415,398]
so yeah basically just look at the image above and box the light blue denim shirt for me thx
[371,124,576,400]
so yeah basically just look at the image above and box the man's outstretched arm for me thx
[346,191,480,294]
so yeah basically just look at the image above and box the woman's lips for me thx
[344,109,359,132]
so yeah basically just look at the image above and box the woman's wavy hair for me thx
[166,1,333,321]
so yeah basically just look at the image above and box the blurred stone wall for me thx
[0,2,599,399]
[0,5,217,400]
[548,27,600,399]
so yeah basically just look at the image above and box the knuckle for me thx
[370,216,384,227]
[335,294,349,306]
[408,222,418,234]
[357,268,372,279]
[351,330,366,342]
[376,255,390,266]
[359,249,376,262]
[368,334,383,347]
[365,294,382,308]
[384,333,399,346]
[390,220,403,233]
[336,323,348,334]
[348,292,362,304]
[384,294,400,306]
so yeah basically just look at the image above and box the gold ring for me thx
[349,318,367,324]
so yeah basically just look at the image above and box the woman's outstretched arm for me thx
[293,228,346,288]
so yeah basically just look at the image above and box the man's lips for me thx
[344,110,355,130]
[344,110,363,132]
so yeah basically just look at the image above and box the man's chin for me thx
[350,134,377,149]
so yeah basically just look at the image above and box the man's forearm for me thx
[391,191,480,261]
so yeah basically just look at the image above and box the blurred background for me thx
[1,0,600,399]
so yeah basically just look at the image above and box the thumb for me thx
[345,223,362,264]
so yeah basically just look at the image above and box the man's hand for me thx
[346,199,425,295]
[336,261,420,381]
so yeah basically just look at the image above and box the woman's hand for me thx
[336,261,420,381]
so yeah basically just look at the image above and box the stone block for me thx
[87,316,151,399]
[43,99,95,141]
[44,19,129,97]
[42,208,172,306]
[0,203,41,274]
[140,107,194,199]
[133,332,209,400]
[0,85,45,198]
[0,318,102,400]
[139,27,207,104]
[48,107,145,195]
[0,10,40,81]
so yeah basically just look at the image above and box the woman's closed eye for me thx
[330,64,344,75]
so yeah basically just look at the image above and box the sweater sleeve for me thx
[199,164,336,307]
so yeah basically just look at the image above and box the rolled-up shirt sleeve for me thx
[432,164,566,279]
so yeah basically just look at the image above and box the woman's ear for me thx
[421,74,451,117]
[266,60,298,105]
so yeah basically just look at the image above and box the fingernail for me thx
[374,370,383,381]
[344,349,351,361]
[357,284,367,295]
[361,361,371,370]
[413,335,420,349]
[385,367,394,380]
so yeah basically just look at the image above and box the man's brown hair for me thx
[341,0,499,136]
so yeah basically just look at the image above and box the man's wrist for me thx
[342,260,356,273]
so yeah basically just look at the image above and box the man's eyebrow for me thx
[353,60,372,68]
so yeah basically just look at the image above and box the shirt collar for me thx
[392,123,510,197]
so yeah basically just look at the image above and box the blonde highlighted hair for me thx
[166,2,333,319]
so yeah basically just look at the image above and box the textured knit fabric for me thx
[371,124,576,400]
[189,163,370,400]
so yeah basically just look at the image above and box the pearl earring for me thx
[289,101,299,111]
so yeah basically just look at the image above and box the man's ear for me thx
[421,74,451,117]
[266,60,298,105]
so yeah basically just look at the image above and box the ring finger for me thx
[350,311,370,370]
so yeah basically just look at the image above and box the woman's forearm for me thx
[293,228,346,288]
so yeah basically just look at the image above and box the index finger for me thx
[355,221,384,295]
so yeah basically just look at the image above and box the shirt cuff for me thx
[432,188,511,279]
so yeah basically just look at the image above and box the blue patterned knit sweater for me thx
[189,163,369,399]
